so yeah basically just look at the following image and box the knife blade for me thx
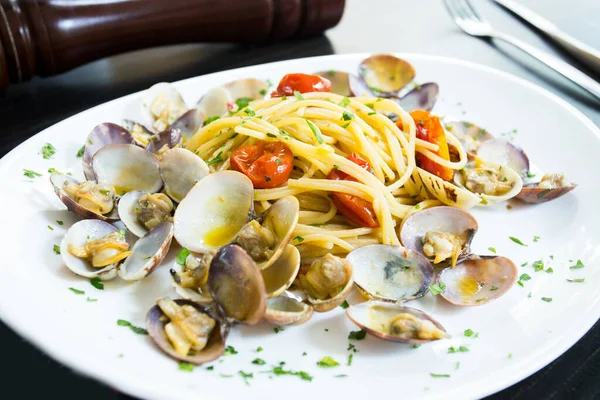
[493,0,600,74]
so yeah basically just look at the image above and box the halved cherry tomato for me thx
[327,153,379,228]
[405,110,453,181]
[230,141,294,189]
[272,73,332,97]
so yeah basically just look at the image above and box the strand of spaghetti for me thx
[185,117,244,152]
[260,200,272,211]
[294,224,374,238]
[296,234,355,252]
[298,195,337,224]
[254,186,303,201]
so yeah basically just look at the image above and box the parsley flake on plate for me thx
[76,145,85,158]
[430,373,451,378]
[69,288,84,295]
[117,319,148,335]
[570,260,585,269]
[340,300,349,309]
[90,277,104,290]
[223,345,238,355]
[428,282,446,295]
[541,297,553,302]
[317,356,339,367]
[348,329,366,340]
[509,236,527,246]
[179,362,194,372]
[23,169,42,179]
[252,358,266,365]
[567,278,585,283]
[53,244,61,255]
[41,143,56,159]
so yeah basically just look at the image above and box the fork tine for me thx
[443,0,466,23]
[459,0,486,22]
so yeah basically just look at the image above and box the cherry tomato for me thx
[230,141,294,188]
[327,153,379,228]
[404,110,453,181]
[272,73,332,97]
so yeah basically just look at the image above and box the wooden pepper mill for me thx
[0,0,345,88]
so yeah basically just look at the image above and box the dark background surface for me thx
[2,1,600,398]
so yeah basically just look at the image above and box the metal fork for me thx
[444,0,600,100]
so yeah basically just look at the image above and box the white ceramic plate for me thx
[0,54,598,400]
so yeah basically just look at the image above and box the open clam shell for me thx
[159,148,210,203]
[141,82,188,132]
[302,256,354,313]
[117,191,150,237]
[83,123,133,181]
[443,120,493,155]
[208,244,266,325]
[146,299,226,365]
[315,71,353,97]
[400,207,478,268]
[92,144,162,194]
[196,78,268,118]
[174,171,254,253]
[60,220,123,279]
[476,138,530,175]
[395,82,439,112]
[118,222,174,281]
[347,244,434,302]
[264,292,313,326]
[242,196,299,270]
[145,127,182,154]
[169,109,203,142]
[169,257,213,304]
[454,163,523,205]
[262,244,300,298]
[50,173,119,221]
[516,183,577,204]
[437,256,517,306]
[359,54,416,95]
[346,301,448,344]
[417,167,482,209]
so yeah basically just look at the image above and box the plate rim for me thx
[1,52,599,400]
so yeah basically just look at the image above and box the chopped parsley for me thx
[224,345,238,355]
[341,110,354,121]
[508,353,513,359]
[252,358,266,365]
[99,189,111,196]
[464,329,476,337]
[570,260,585,269]
[90,277,104,290]
[333,164,340,170]
[230,132,239,139]
[87,298,97,302]
[219,373,233,378]
[428,282,446,296]
[339,97,351,107]
[488,247,496,254]
[264,175,271,182]
[293,91,304,101]
[56,220,64,225]
[206,366,214,370]
[567,278,585,283]
[206,151,225,166]
[279,129,292,140]
[456,361,461,370]
[509,236,527,246]
[238,370,253,385]
[69,288,84,295]
[76,145,85,158]
[447,346,469,353]
[533,235,541,242]
[340,122,350,129]
[117,319,148,335]
[53,245,61,255]
[490,286,499,291]
[347,353,353,366]
[266,133,277,139]
[340,300,349,309]
[48,167,63,175]
[335,374,348,378]
[256,347,263,352]
[306,120,324,144]
[367,111,377,116]
[430,373,451,378]
[348,329,367,340]
[244,107,256,117]
[273,327,284,334]
[526,171,536,178]
[317,356,339,367]
[179,362,194,372]
[281,95,287,100]
[517,273,531,287]
[275,158,282,166]
[264,366,312,381]
[47,225,53,230]
[412,344,421,349]
[203,116,220,126]
[521,262,528,267]
[235,97,253,110]
[541,297,553,303]
[418,119,425,126]
[294,236,305,243]
[23,169,42,179]
[532,260,545,272]
[546,267,554,274]
[302,352,307,356]
[259,89,268,96]
[41,143,56,159]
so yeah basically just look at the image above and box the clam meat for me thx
[298,253,353,312]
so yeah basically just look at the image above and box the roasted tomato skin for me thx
[230,141,294,189]
[272,73,332,97]
[327,153,379,228]
[402,110,453,181]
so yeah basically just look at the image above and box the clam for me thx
[196,78,268,119]
[298,253,353,312]
[235,196,299,270]
[170,250,214,304]
[174,171,254,253]
[145,127,182,154]
[347,245,433,302]
[396,82,439,112]
[60,220,130,279]
[146,298,226,364]
[118,191,174,237]
[443,120,493,155]
[346,301,448,343]
[141,82,188,132]
[92,144,162,194]
[118,222,174,281]
[262,244,300,298]
[516,173,577,204]
[417,167,482,209]
[264,292,313,326]
[315,71,353,97]
[437,256,517,306]
[400,207,478,268]
[169,109,203,142]
[122,119,155,147]
[51,173,119,221]
[208,244,266,325]
[359,54,416,96]
[159,148,210,203]
[83,123,133,180]
[476,138,530,175]
[454,162,523,205]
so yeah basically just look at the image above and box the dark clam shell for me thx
[118,222,174,281]
[395,82,439,112]
[50,173,119,221]
[170,109,203,140]
[83,123,133,181]
[146,299,227,364]
[516,183,577,204]
[208,244,266,325]
[146,128,182,154]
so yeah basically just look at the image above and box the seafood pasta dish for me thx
[50,54,576,364]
